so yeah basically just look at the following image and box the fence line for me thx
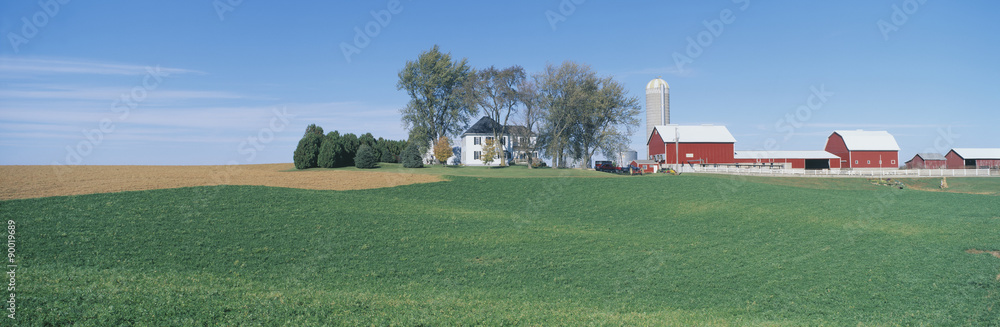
[695,167,994,177]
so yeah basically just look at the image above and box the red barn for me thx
[824,130,899,168]
[904,153,946,169]
[945,148,1000,169]
[733,150,841,169]
[647,125,735,165]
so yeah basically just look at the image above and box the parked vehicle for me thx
[594,161,618,173]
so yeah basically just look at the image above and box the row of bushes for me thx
[293,124,424,169]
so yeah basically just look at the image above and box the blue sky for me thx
[1,1,998,166]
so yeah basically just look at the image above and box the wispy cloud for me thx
[0,57,204,76]
[0,86,249,101]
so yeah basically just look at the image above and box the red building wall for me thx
[824,133,897,168]
[945,150,965,169]
[732,158,841,169]
[910,156,946,169]
[648,130,734,164]
[733,158,805,168]
[975,160,1000,168]
[844,151,898,168]
[824,133,850,168]
[926,160,946,169]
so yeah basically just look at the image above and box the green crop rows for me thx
[3,174,998,325]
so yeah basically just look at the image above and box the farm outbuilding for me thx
[629,160,659,173]
[824,130,900,168]
[945,148,1000,169]
[647,125,736,165]
[904,153,946,169]
[733,150,841,169]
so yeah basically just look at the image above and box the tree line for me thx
[293,124,423,169]
[397,45,640,168]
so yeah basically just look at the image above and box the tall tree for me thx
[534,61,640,168]
[303,124,324,137]
[575,76,641,168]
[465,65,525,166]
[397,45,476,157]
[514,80,543,169]
[534,61,594,168]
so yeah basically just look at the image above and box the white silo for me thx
[645,78,670,140]
[619,149,638,165]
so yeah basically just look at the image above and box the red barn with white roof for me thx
[945,148,1000,169]
[824,130,899,168]
[647,125,735,164]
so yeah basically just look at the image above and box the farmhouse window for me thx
[474,151,481,160]
[474,137,481,145]
[891,160,896,164]
[855,160,858,164]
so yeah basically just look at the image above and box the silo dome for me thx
[646,78,669,90]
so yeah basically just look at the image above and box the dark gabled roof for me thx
[505,125,531,136]
[463,116,531,136]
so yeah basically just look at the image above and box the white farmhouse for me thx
[460,117,537,166]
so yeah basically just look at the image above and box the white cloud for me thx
[0,57,204,76]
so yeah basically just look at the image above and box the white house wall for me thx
[462,133,515,166]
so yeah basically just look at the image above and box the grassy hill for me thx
[3,172,998,325]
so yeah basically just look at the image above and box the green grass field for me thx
[3,172,999,325]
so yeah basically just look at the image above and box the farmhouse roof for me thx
[462,116,530,136]
[650,125,736,144]
[832,130,900,151]
[949,148,1000,159]
[914,153,946,161]
[734,150,839,160]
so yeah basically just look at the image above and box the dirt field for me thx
[0,164,443,200]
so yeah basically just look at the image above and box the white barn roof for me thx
[650,125,736,144]
[950,148,1000,159]
[833,130,900,151]
[734,150,839,160]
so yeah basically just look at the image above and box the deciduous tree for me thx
[481,137,499,166]
[397,45,476,148]
[433,136,452,164]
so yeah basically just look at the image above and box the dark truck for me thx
[594,161,618,173]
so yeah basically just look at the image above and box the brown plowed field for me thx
[0,164,443,200]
